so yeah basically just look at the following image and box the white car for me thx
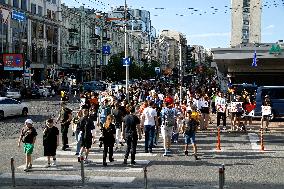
[0,97,28,120]
[6,89,21,100]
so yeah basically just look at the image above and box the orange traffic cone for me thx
[260,128,265,151]
[216,127,221,151]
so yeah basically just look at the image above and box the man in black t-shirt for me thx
[121,106,142,165]
[56,102,72,150]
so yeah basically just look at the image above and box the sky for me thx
[62,0,284,48]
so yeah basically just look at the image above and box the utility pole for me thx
[179,42,182,105]
[124,0,129,101]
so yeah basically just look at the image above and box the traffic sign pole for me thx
[124,0,129,102]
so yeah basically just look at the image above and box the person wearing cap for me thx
[18,119,38,172]
[181,110,200,160]
[56,102,72,151]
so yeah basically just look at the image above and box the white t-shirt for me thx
[142,107,157,126]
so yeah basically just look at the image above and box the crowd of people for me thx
[17,78,272,172]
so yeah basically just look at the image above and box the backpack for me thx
[163,108,175,127]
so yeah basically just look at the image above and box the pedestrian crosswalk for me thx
[0,138,154,185]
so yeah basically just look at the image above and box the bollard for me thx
[216,127,221,151]
[221,164,225,186]
[144,166,148,189]
[219,166,224,189]
[11,157,15,187]
[80,155,85,185]
[260,128,265,151]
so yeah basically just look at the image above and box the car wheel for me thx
[0,111,4,120]
[22,108,28,117]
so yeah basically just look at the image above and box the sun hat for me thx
[25,119,33,125]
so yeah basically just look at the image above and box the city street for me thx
[0,99,283,189]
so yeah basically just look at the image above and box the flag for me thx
[252,50,257,67]
[1,8,10,23]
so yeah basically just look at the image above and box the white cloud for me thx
[189,32,230,38]
[264,25,275,30]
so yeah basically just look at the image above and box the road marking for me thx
[34,157,150,165]
[55,150,157,156]
[248,133,259,150]
[17,164,75,171]
[85,167,143,173]
[0,173,135,183]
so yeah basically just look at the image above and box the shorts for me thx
[23,143,34,155]
[184,134,196,145]
[161,125,173,138]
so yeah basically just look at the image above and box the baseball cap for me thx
[25,119,33,125]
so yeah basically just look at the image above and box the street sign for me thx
[123,57,131,66]
[155,67,160,73]
[269,44,282,55]
[102,45,111,55]
[11,10,26,22]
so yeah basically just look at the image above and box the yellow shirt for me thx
[191,111,200,121]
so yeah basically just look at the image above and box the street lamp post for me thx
[179,42,182,105]
[124,0,129,101]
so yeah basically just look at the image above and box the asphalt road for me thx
[0,97,283,189]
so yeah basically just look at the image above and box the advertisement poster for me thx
[3,54,24,71]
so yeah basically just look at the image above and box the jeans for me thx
[61,124,69,148]
[75,131,82,154]
[124,134,138,162]
[144,125,155,152]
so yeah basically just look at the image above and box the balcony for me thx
[91,34,101,39]
[102,37,111,41]
[68,28,79,34]
[69,45,79,52]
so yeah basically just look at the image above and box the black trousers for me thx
[61,124,69,147]
[217,112,226,127]
[103,144,114,163]
[124,134,138,162]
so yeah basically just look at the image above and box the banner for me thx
[0,8,10,23]
[3,53,24,71]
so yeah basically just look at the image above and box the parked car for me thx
[253,86,284,119]
[83,81,105,92]
[6,88,21,100]
[38,86,51,97]
[0,97,28,120]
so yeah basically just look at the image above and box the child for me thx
[18,119,38,172]
[43,119,59,167]
[182,110,200,160]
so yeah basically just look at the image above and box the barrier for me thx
[219,164,225,189]
[216,127,221,151]
[80,155,85,185]
[144,165,148,189]
[11,157,15,187]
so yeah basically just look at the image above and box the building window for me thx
[38,6,43,16]
[52,11,56,20]
[31,3,36,14]
[13,0,19,8]
[52,0,56,4]
[47,9,52,19]
[21,0,27,10]
[0,0,6,4]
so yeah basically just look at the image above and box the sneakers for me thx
[120,142,124,146]
[103,162,107,166]
[193,154,200,160]
[24,167,30,172]
[109,158,114,162]
[130,161,136,165]
[44,163,51,168]
[163,152,168,157]
[28,164,32,169]
[51,160,57,166]
[184,151,189,156]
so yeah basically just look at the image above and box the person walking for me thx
[43,118,59,168]
[72,110,83,155]
[112,102,124,151]
[182,110,200,160]
[18,119,38,172]
[160,102,177,156]
[215,92,227,130]
[261,95,272,131]
[200,95,210,130]
[141,101,158,153]
[77,106,95,164]
[122,106,142,165]
[56,102,72,151]
[101,115,116,166]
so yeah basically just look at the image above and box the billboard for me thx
[3,54,24,71]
